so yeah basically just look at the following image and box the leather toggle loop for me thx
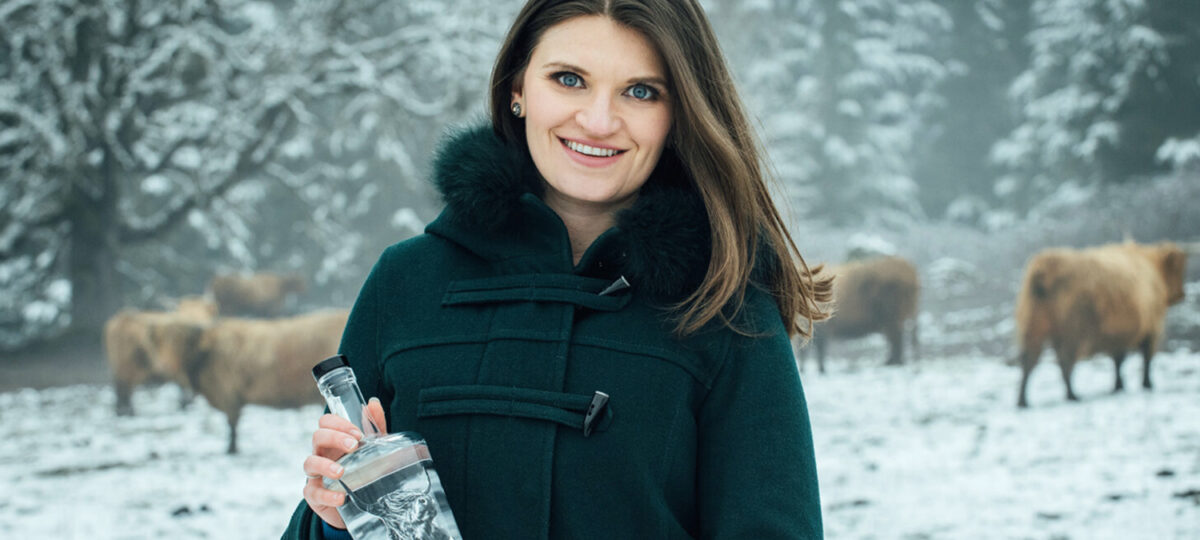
[582,391,610,437]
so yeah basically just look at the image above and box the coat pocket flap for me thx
[417,385,612,435]
[443,274,631,311]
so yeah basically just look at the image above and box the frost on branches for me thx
[992,0,1200,212]
[709,0,953,227]
[0,0,516,349]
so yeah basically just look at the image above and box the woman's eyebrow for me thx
[542,61,590,75]
[630,75,668,89]
[542,61,667,89]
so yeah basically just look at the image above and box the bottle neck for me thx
[316,369,382,438]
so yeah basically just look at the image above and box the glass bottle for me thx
[312,355,462,540]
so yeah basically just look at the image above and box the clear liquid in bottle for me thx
[313,355,462,540]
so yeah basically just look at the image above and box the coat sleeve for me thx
[280,247,396,540]
[695,300,823,539]
[280,499,324,540]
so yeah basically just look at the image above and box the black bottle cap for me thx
[312,354,350,381]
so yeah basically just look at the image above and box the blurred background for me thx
[1,0,1198,538]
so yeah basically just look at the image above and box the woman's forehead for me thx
[530,16,667,80]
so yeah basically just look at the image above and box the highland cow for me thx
[1015,241,1187,408]
[796,256,920,373]
[147,309,348,453]
[208,272,306,318]
[104,296,218,415]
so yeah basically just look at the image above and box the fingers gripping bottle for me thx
[312,355,462,540]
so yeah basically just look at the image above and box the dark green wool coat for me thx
[282,126,822,539]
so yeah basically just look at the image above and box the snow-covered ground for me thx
[1,350,1197,539]
[0,383,322,539]
[806,349,1200,539]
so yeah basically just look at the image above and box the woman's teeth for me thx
[565,140,619,157]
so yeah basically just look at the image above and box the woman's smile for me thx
[559,136,627,164]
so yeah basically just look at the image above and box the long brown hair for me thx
[490,0,832,337]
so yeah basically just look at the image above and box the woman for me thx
[285,0,831,538]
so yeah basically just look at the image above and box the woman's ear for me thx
[510,91,525,118]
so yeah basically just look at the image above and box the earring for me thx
[511,102,522,117]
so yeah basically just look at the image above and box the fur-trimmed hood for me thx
[424,124,711,301]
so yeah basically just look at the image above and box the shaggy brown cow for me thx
[209,272,306,317]
[796,256,920,373]
[1015,241,1187,408]
[147,309,348,453]
[104,296,218,415]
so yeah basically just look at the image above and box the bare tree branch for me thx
[118,101,295,244]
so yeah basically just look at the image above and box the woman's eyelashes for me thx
[625,83,660,101]
[553,71,584,88]
[551,71,662,102]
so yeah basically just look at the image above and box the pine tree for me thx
[913,0,1032,218]
[711,0,953,226]
[992,0,1199,213]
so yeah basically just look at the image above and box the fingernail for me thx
[343,437,357,450]
[369,397,380,405]
[331,464,343,476]
[350,429,363,440]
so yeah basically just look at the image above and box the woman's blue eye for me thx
[556,73,583,87]
[628,84,657,101]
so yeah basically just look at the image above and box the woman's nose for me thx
[575,95,621,136]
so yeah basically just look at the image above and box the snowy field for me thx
[1,350,1198,539]
[807,349,1200,539]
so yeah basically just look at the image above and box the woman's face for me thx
[514,15,672,218]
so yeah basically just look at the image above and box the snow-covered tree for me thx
[709,0,953,227]
[2,0,287,346]
[0,0,517,349]
[913,0,1032,218]
[1144,1,1200,174]
[129,0,519,307]
[992,0,1200,213]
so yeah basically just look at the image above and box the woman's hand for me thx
[302,397,387,529]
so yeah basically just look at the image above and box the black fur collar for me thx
[427,124,711,301]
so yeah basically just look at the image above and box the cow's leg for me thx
[815,333,828,374]
[178,389,194,410]
[1017,347,1039,408]
[226,408,242,455]
[1054,344,1079,402]
[1140,336,1157,390]
[909,318,920,364]
[884,324,903,366]
[1111,352,1126,392]
[114,361,151,417]
[114,379,134,416]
